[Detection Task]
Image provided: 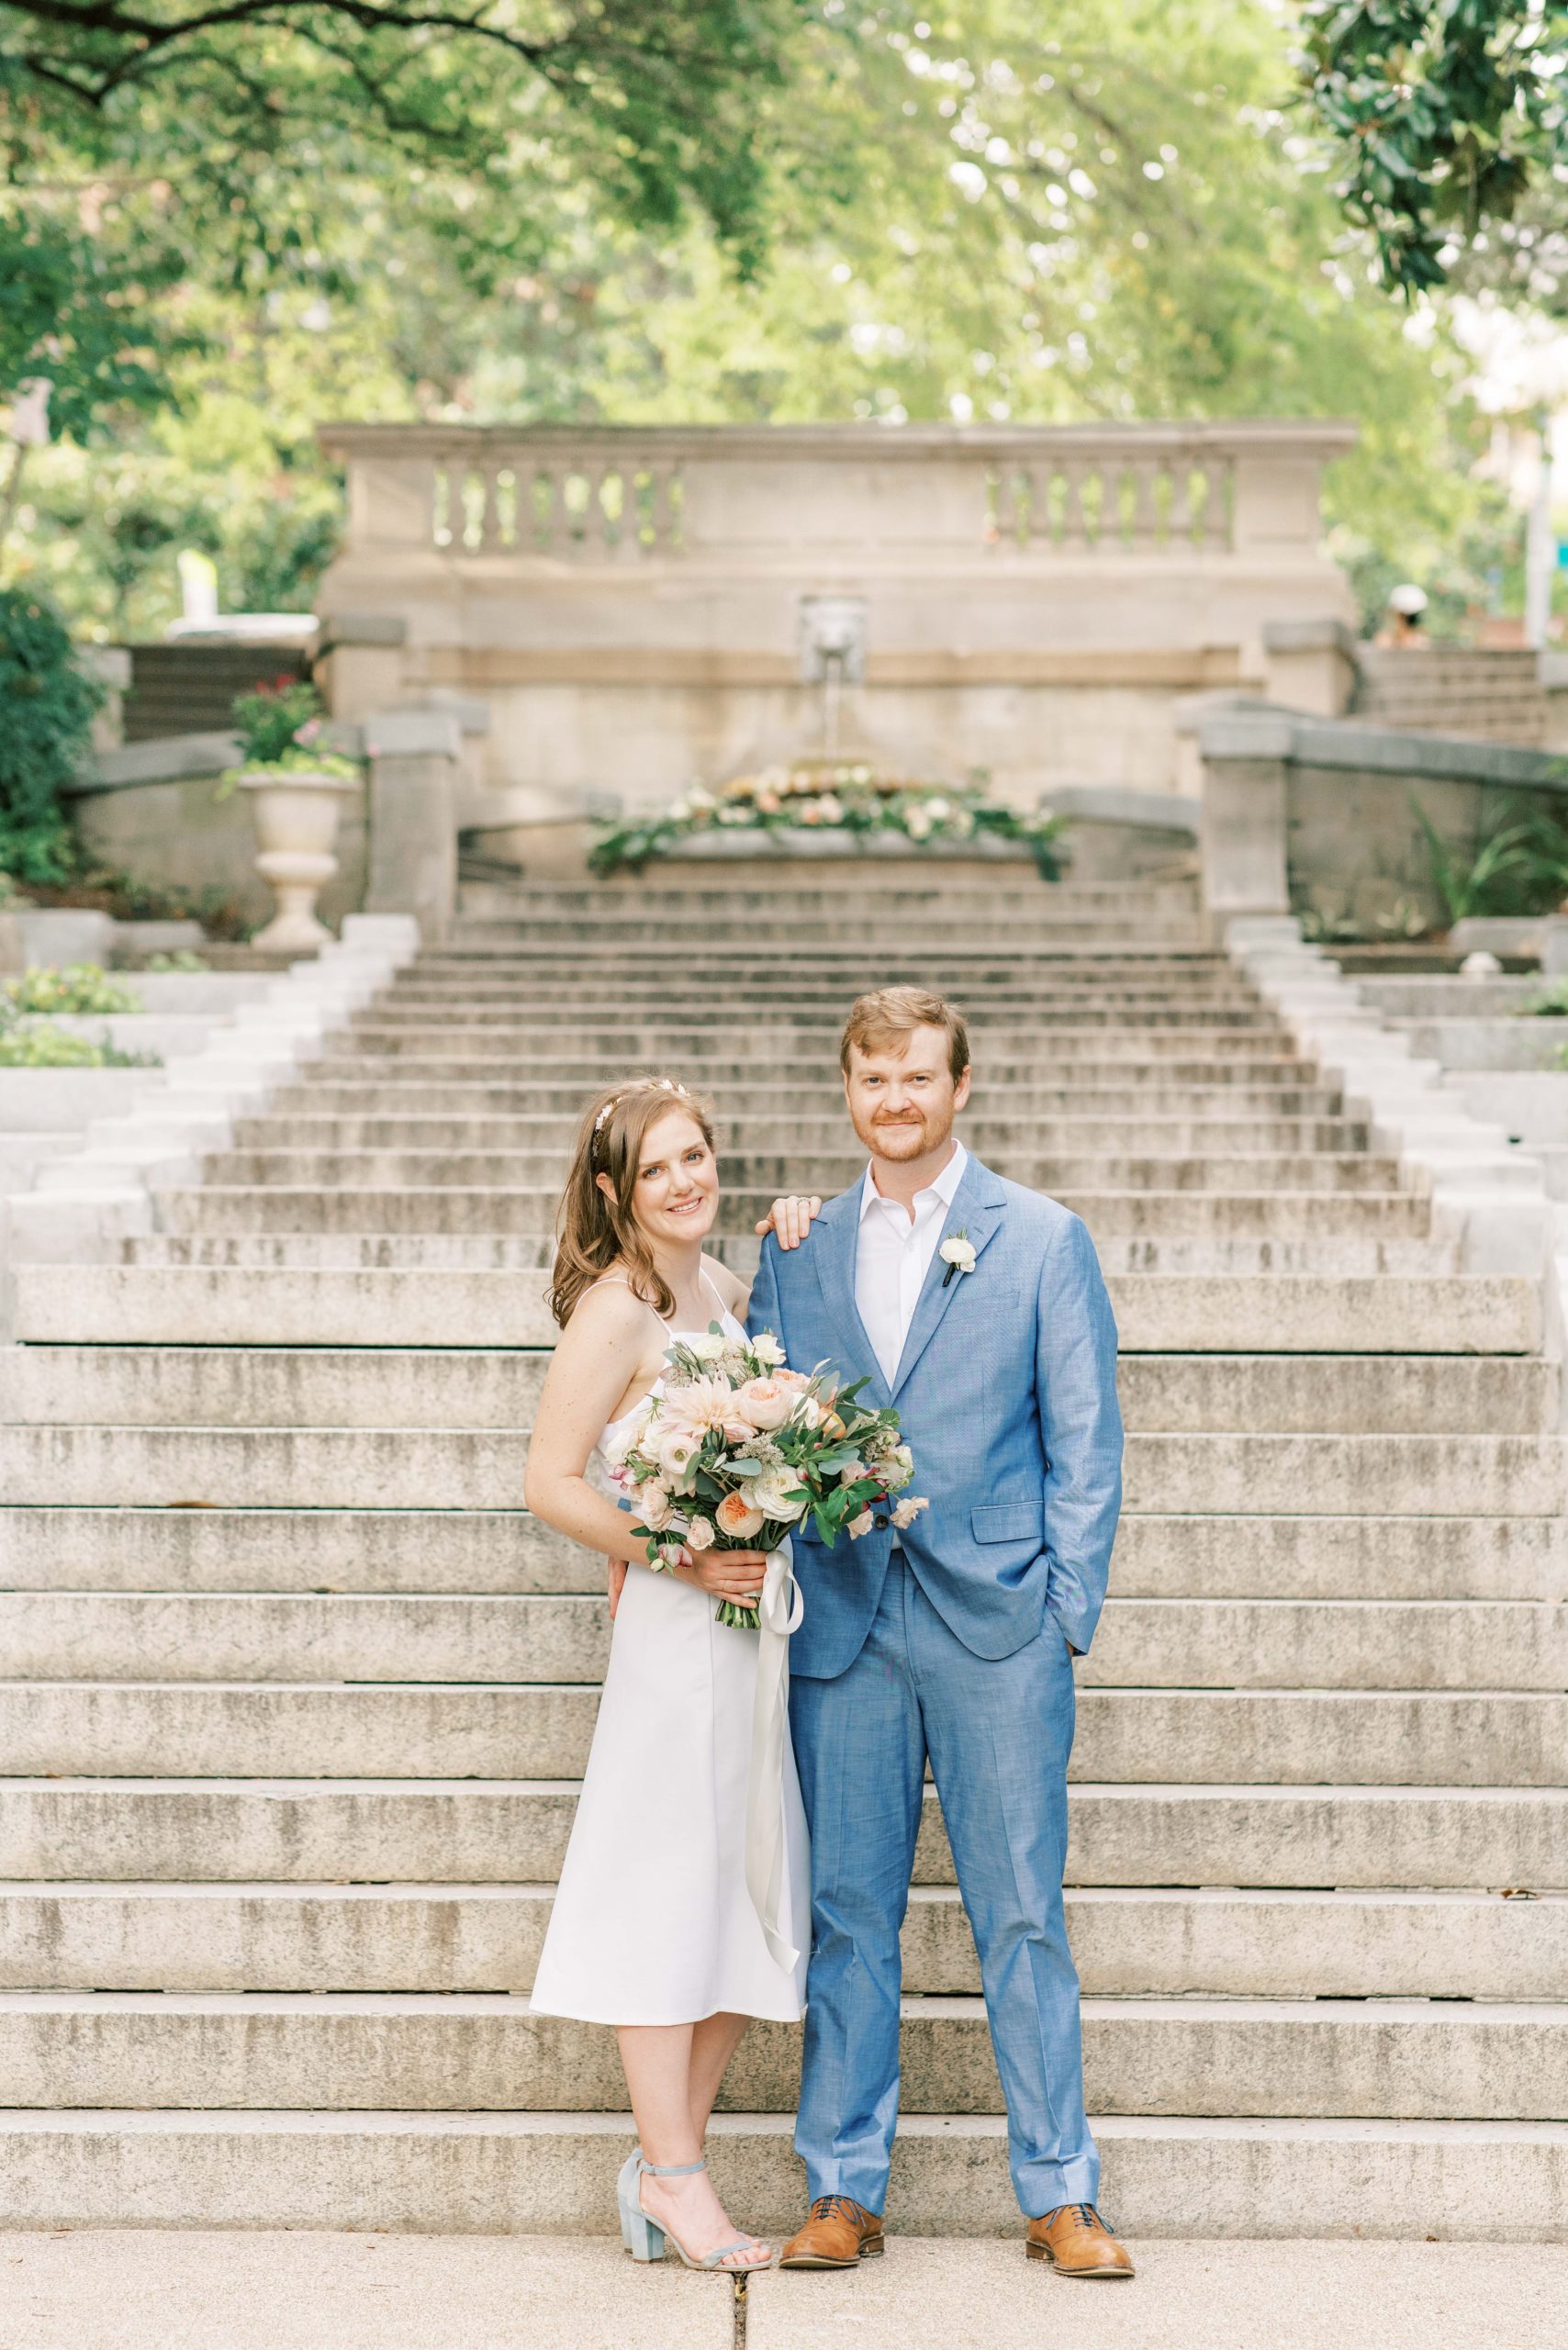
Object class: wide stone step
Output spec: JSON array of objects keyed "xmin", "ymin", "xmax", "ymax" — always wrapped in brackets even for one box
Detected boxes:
[
  {"xmin": 0, "ymin": 1778, "xmax": 1559, "ymax": 1889},
  {"xmin": 2, "ymin": 1426, "xmax": 1549, "ymax": 1510},
  {"xmin": 232, "ymin": 1113, "xmax": 1371, "ymax": 1156},
  {"xmin": 0, "ymin": 1681, "xmax": 1561, "ymax": 1783},
  {"xmin": 271, "ymin": 1080, "xmax": 1345, "ymax": 1117},
  {"xmin": 0, "ymin": 1989, "xmax": 1554, "ymax": 2121},
  {"xmin": 345, "ymin": 1019, "xmax": 1285, "ymax": 1057},
  {"xmin": 0, "ymin": 1882, "xmax": 1559, "ymax": 2000},
  {"xmin": 116, "ymin": 1230, "xmax": 1462, "ymax": 1277},
  {"xmin": 191, "ymin": 1149, "xmax": 1405, "ymax": 1194},
  {"xmin": 6, "ymin": 1343, "xmax": 1547, "ymax": 1435},
  {"xmin": 299, "ymin": 1052, "xmax": 1325, "ymax": 1089},
  {"xmin": 14, "ymin": 1269, "xmax": 1536, "ymax": 1355},
  {"xmin": 150, "ymin": 1185, "xmax": 1435, "ymax": 1239},
  {"xmin": 3, "ymin": 1593, "xmax": 1560, "ymax": 1691},
  {"xmin": 0, "ymin": 2107, "xmax": 1557, "ymax": 2237},
  {"xmin": 2, "ymin": 1505, "xmax": 1561, "ymax": 1602}
]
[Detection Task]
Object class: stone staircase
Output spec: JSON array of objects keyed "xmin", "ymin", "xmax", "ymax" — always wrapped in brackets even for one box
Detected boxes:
[
  {"xmin": 1353, "ymin": 647, "xmax": 1551, "ymax": 748},
  {"xmin": 0, "ymin": 868, "xmax": 1564, "ymax": 2237}
]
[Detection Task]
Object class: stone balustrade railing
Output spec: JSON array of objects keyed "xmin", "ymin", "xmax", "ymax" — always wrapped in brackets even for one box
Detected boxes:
[{"xmin": 319, "ymin": 420, "xmax": 1352, "ymax": 567}]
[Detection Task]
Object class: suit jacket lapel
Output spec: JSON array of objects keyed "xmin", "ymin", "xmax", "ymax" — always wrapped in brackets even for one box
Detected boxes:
[
  {"xmin": 810, "ymin": 1186, "xmax": 893, "ymax": 1408},
  {"xmin": 890, "ymin": 1156, "xmax": 1007, "ymax": 1402}
]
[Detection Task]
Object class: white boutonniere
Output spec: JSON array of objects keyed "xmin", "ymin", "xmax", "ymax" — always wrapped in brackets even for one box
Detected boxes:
[{"xmin": 939, "ymin": 1229, "xmax": 976, "ymax": 1288}]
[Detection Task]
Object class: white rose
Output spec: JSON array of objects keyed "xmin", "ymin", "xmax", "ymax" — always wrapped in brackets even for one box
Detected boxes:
[
  {"xmin": 688, "ymin": 1516, "xmax": 717, "ymax": 1551},
  {"xmin": 750, "ymin": 1331, "xmax": 786, "ymax": 1370},
  {"xmin": 638, "ymin": 1483, "xmax": 673, "ymax": 1530},
  {"xmin": 658, "ymin": 1431, "xmax": 703, "ymax": 1493},
  {"xmin": 688, "ymin": 1331, "xmax": 727, "ymax": 1365},
  {"xmin": 939, "ymin": 1234, "xmax": 976, "ymax": 1276},
  {"xmin": 752, "ymin": 1472, "xmax": 807, "ymax": 1523}
]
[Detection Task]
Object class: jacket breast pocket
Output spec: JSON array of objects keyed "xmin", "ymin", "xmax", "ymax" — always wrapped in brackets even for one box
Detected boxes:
[{"xmin": 971, "ymin": 1501, "xmax": 1044, "ymax": 1545}]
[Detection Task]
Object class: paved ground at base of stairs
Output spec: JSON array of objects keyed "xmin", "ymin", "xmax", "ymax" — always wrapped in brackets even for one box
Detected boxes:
[{"xmin": 1, "ymin": 2232, "xmax": 1564, "ymax": 2350}]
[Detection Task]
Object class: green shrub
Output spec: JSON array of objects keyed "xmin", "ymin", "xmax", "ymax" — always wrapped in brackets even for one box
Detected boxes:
[
  {"xmin": 1413, "ymin": 796, "xmax": 1568, "ymax": 926},
  {"xmin": 145, "ymin": 949, "xmax": 210, "ymax": 973},
  {"xmin": 0, "ymin": 1024, "xmax": 159, "ymax": 1069},
  {"xmin": 0, "ymin": 589, "xmax": 100, "ymax": 885},
  {"xmin": 2, "ymin": 963, "xmax": 141, "ymax": 1015}
]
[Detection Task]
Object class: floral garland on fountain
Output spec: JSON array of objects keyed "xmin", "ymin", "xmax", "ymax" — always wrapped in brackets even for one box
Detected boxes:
[{"xmin": 588, "ymin": 760, "xmax": 1065, "ymax": 878}]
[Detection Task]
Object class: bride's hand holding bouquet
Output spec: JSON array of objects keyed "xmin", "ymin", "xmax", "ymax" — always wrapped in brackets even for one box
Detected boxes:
[{"xmin": 603, "ymin": 1324, "xmax": 926, "ymax": 1629}]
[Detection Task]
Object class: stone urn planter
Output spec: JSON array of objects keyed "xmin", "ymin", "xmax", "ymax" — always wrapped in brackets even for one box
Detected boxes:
[{"xmin": 237, "ymin": 768, "xmax": 361, "ymax": 950}]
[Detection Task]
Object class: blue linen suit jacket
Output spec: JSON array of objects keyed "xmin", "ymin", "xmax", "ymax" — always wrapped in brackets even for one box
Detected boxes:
[{"xmin": 747, "ymin": 1152, "xmax": 1123, "ymax": 1681}]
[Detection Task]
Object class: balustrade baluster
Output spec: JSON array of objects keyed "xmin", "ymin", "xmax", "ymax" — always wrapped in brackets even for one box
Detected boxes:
[
  {"xmin": 1129, "ymin": 459, "xmax": 1161, "ymax": 549},
  {"xmin": 1059, "ymin": 461, "xmax": 1089, "ymax": 549}
]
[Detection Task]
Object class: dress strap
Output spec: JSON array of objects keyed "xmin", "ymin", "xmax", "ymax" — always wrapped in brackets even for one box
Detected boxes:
[
  {"xmin": 700, "ymin": 1269, "xmax": 733, "ymax": 1322},
  {"xmin": 583, "ymin": 1270, "xmax": 675, "ymax": 1329}
]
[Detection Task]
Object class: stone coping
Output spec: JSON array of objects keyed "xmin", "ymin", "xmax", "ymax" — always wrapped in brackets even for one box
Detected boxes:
[
  {"xmin": 319, "ymin": 418, "xmax": 1360, "ymax": 462},
  {"xmin": 1199, "ymin": 708, "xmax": 1568, "ymax": 791}
]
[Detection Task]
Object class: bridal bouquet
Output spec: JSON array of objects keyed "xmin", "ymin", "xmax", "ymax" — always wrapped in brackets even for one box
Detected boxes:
[{"xmin": 603, "ymin": 1325, "xmax": 927, "ymax": 1629}]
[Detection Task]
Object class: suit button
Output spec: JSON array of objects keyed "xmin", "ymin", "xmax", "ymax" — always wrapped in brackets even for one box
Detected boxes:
[{"xmin": 874, "ymin": 1514, "xmax": 890, "ymax": 1530}]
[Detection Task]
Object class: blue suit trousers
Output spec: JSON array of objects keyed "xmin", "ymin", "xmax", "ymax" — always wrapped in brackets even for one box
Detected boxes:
[{"xmin": 789, "ymin": 1552, "xmax": 1098, "ymax": 2218}]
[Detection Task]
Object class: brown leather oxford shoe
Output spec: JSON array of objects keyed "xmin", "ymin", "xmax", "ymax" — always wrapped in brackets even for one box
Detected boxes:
[
  {"xmin": 1025, "ymin": 2203, "xmax": 1136, "ymax": 2277},
  {"xmin": 779, "ymin": 2194, "xmax": 885, "ymax": 2269}
]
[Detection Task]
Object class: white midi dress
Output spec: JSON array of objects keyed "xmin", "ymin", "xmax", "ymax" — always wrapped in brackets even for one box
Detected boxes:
[{"xmin": 529, "ymin": 1295, "xmax": 811, "ymax": 2026}]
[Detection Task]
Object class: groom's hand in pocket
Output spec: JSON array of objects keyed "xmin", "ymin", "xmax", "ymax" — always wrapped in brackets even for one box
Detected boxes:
[{"xmin": 756, "ymin": 1193, "xmax": 823, "ymax": 1251}]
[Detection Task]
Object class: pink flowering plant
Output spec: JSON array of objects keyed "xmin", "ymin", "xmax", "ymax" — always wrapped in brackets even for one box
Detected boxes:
[{"xmin": 602, "ymin": 1323, "xmax": 927, "ymax": 1629}]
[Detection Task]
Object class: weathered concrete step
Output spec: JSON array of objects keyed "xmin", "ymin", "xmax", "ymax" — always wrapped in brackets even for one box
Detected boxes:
[
  {"xmin": 232, "ymin": 1113, "xmax": 1372, "ymax": 1156},
  {"xmin": 194, "ymin": 1148, "xmax": 1403, "ymax": 1196},
  {"xmin": 273, "ymin": 1080, "xmax": 1344, "ymax": 1117},
  {"xmin": 0, "ymin": 1508, "xmax": 573, "ymax": 1594},
  {"xmin": 0, "ymin": 2107, "xmax": 1557, "ymax": 2237},
  {"xmin": 343, "ymin": 1024, "xmax": 1297, "ymax": 1059},
  {"xmin": 3, "ymin": 1593, "xmax": 1560, "ymax": 1691},
  {"xmin": 1, "ymin": 1778, "xmax": 1560, "ymax": 1889},
  {"xmin": 3, "ymin": 1427, "xmax": 1548, "ymax": 1510},
  {"xmin": 3, "ymin": 1505, "xmax": 1560, "ymax": 1602},
  {"xmin": 346, "ymin": 1022, "xmax": 1288, "ymax": 1060},
  {"xmin": 150, "ymin": 1186, "xmax": 1435, "ymax": 1239},
  {"xmin": 14, "ymin": 1269, "xmax": 1535, "ymax": 1357},
  {"xmin": 0, "ymin": 1990, "xmax": 1556, "ymax": 2120},
  {"xmin": 2, "ymin": 1883, "xmax": 1559, "ymax": 2000},
  {"xmin": 0, "ymin": 1683, "xmax": 1561, "ymax": 1784},
  {"xmin": 0, "ymin": 2107, "xmax": 1558, "ymax": 2237},
  {"xmin": 116, "ymin": 1231, "xmax": 1462, "ymax": 1278},
  {"xmin": 300, "ymin": 1052, "xmax": 1325, "ymax": 1089}
]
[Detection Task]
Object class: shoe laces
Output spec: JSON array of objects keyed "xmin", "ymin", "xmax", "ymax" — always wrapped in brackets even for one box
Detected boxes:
[{"xmin": 809, "ymin": 2194, "xmax": 867, "ymax": 2228}]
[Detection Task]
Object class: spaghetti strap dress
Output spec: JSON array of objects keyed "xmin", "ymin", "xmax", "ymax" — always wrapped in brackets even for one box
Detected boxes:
[{"xmin": 529, "ymin": 1282, "xmax": 810, "ymax": 2025}]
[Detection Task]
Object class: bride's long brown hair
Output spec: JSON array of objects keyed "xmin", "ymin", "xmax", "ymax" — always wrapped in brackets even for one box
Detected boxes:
[{"xmin": 548, "ymin": 1076, "xmax": 718, "ymax": 1328}]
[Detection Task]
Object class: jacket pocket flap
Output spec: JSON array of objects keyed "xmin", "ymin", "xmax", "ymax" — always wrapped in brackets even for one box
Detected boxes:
[{"xmin": 971, "ymin": 1501, "xmax": 1043, "ymax": 1544}]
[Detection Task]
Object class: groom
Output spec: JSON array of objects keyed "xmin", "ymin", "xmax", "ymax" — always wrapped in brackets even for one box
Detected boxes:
[{"xmin": 751, "ymin": 985, "xmax": 1130, "ymax": 2278}]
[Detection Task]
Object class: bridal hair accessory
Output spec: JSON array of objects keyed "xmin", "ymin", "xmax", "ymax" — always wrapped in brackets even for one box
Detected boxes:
[
  {"xmin": 593, "ymin": 1077, "xmax": 691, "ymax": 1140},
  {"xmin": 940, "ymin": 1229, "xmax": 977, "ymax": 1287}
]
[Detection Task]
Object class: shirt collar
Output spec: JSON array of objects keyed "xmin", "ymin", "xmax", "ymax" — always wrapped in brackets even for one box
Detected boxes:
[{"xmin": 859, "ymin": 1138, "xmax": 969, "ymax": 1223}]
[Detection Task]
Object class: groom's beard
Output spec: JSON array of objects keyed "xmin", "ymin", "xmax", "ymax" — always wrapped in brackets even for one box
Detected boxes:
[{"xmin": 853, "ymin": 1103, "xmax": 954, "ymax": 1161}]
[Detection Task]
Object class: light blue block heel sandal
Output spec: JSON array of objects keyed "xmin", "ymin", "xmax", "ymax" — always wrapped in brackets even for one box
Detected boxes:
[{"xmin": 616, "ymin": 2153, "xmax": 769, "ymax": 2271}]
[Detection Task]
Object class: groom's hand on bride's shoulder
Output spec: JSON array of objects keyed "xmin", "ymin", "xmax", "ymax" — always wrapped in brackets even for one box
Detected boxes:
[{"xmin": 756, "ymin": 1193, "xmax": 823, "ymax": 1251}]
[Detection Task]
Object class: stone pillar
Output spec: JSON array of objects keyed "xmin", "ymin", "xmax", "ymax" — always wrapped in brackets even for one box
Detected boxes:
[
  {"xmin": 1540, "ymin": 653, "xmax": 1568, "ymax": 756},
  {"xmin": 364, "ymin": 710, "xmax": 460, "ymax": 939},
  {"xmin": 1262, "ymin": 620, "xmax": 1360, "ymax": 719},
  {"xmin": 1196, "ymin": 710, "xmax": 1294, "ymax": 934},
  {"xmin": 319, "ymin": 613, "xmax": 409, "ymax": 724},
  {"xmin": 77, "ymin": 646, "xmax": 132, "ymax": 755}
]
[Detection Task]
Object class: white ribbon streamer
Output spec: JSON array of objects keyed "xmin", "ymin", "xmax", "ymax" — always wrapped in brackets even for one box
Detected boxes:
[{"xmin": 745, "ymin": 1536, "xmax": 805, "ymax": 1972}]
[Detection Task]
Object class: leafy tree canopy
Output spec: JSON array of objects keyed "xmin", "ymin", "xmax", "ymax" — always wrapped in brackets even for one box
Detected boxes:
[{"xmin": 1296, "ymin": 2, "xmax": 1568, "ymax": 297}]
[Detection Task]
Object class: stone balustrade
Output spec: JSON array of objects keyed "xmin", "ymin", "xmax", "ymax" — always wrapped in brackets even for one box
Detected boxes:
[{"xmin": 316, "ymin": 419, "xmax": 1358, "ymax": 807}]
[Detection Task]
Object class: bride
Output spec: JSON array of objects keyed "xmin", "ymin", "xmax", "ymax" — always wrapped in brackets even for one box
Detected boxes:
[{"xmin": 525, "ymin": 1075, "xmax": 810, "ymax": 2273}]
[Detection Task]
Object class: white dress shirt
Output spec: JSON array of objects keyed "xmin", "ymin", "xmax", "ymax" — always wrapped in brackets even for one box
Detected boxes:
[{"xmin": 855, "ymin": 1140, "xmax": 969, "ymax": 1387}]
